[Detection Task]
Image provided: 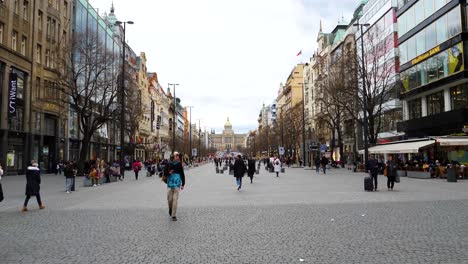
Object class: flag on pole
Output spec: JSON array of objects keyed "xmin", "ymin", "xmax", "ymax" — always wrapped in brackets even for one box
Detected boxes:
[{"xmin": 296, "ymin": 50, "xmax": 302, "ymax": 56}]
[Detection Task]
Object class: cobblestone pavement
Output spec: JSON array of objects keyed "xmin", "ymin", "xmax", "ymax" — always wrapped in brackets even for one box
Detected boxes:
[{"xmin": 1, "ymin": 164, "xmax": 468, "ymax": 263}]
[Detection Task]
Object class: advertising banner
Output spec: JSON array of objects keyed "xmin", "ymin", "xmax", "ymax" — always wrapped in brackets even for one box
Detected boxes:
[{"xmin": 8, "ymin": 72, "xmax": 18, "ymax": 118}]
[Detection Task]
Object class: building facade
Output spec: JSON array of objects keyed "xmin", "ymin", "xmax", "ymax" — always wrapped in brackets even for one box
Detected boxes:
[
  {"xmin": 1, "ymin": 0, "xmax": 72, "ymax": 173},
  {"xmin": 211, "ymin": 118, "xmax": 247, "ymax": 152},
  {"xmin": 397, "ymin": 0, "xmax": 468, "ymax": 137}
]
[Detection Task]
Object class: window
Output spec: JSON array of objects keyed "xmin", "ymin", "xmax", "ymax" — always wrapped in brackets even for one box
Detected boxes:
[
  {"xmin": 63, "ymin": 1, "xmax": 68, "ymax": 17},
  {"xmin": 51, "ymin": 19, "xmax": 56, "ymax": 42},
  {"xmin": 38, "ymin": 11, "xmax": 43, "ymax": 31},
  {"xmin": 13, "ymin": 0, "xmax": 18, "ymax": 14},
  {"xmin": 12, "ymin": 30, "xmax": 17, "ymax": 51},
  {"xmin": 399, "ymin": 12, "xmax": 407, "ymax": 36},
  {"xmin": 9, "ymin": 108, "xmax": 23, "ymax": 131},
  {"xmin": 36, "ymin": 44, "xmax": 41, "ymax": 63},
  {"xmin": 400, "ymin": 41, "xmax": 407, "ymax": 64},
  {"xmin": 20, "ymin": 36, "xmax": 26, "ymax": 55},
  {"xmin": 35, "ymin": 77, "xmax": 40, "ymax": 99},
  {"xmin": 427, "ymin": 91, "xmax": 445, "ymax": 115},
  {"xmin": 407, "ymin": 37, "xmax": 416, "ymax": 61},
  {"xmin": 50, "ymin": 51, "xmax": 54, "ymax": 68},
  {"xmin": 437, "ymin": 50, "xmax": 449, "ymax": 79},
  {"xmin": 424, "ymin": 0, "xmax": 434, "ymax": 17},
  {"xmin": 408, "ymin": 67, "xmax": 417, "ymax": 89},
  {"xmin": 35, "ymin": 111, "xmax": 41, "ymax": 133},
  {"xmin": 416, "ymin": 62, "xmax": 426, "ymax": 87},
  {"xmin": 436, "ymin": 15, "xmax": 447, "ymax": 46},
  {"xmin": 414, "ymin": 0, "xmax": 424, "ymax": 26},
  {"xmin": 408, "ymin": 98, "xmax": 422, "ymax": 119},
  {"xmin": 434, "ymin": 0, "xmax": 446, "ymax": 11},
  {"xmin": 0, "ymin": 22, "xmax": 3, "ymax": 44},
  {"xmin": 16, "ymin": 73, "xmax": 24, "ymax": 99},
  {"xmin": 451, "ymin": 84, "xmax": 468, "ymax": 110},
  {"xmin": 23, "ymin": 1, "xmax": 28, "ymax": 21},
  {"xmin": 426, "ymin": 56, "xmax": 438, "ymax": 83},
  {"xmin": 447, "ymin": 7, "xmax": 461, "ymax": 38},
  {"xmin": 425, "ymin": 23, "xmax": 436, "ymax": 50},
  {"xmin": 45, "ymin": 49, "xmax": 50, "ymax": 67},
  {"xmin": 46, "ymin": 16, "xmax": 51, "ymax": 39},
  {"xmin": 416, "ymin": 30, "xmax": 425, "ymax": 55}
]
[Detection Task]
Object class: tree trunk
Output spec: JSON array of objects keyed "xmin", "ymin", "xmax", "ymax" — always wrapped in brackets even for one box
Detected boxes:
[
  {"xmin": 330, "ymin": 127, "xmax": 336, "ymax": 162},
  {"xmin": 337, "ymin": 126, "xmax": 344, "ymax": 168},
  {"xmin": 78, "ymin": 131, "xmax": 91, "ymax": 176}
]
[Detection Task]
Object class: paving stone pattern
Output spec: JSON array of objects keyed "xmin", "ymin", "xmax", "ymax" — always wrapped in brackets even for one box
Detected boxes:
[{"xmin": 1, "ymin": 164, "xmax": 468, "ymax": 263}]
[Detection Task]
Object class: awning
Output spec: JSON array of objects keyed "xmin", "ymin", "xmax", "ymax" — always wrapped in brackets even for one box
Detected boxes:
[
  {"xmin": 435, "ymin": 137, "xmax": 468, "ymax": 146},
  {"xmin": 359, "ymin": 140, "xmax": 435, "ymax": 154}
]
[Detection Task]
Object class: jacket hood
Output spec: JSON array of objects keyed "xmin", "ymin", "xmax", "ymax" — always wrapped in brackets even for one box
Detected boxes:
[{"xmin": 27, "ymin": 166, "xmax": 40, "ymax": 171}]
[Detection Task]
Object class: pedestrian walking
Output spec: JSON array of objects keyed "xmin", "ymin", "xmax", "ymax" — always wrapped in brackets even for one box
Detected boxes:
[
  {"xmin": 22, "ymin": 161, "xmax": 45, "ymax": 211},
  {"xmin": 366, "ymin": 156, "xmax": 379, "ymax": 191},
  {"xmin": 247, "ymin": 157, "xmax": 255, "ymax": 183},
  {"xmin": 0, "ymin": 163, "xmax": 4, "ymax": 202},
  {"xmin": 314, "ymin": 156, "xmax": 320, "ymax": 174},
  {"xmin": 386, "ymin": 156, "xmax": 398, "ymax": 191},
  {"xmin": 273, "ymin": 157, "xmax": 281, "ymax": 177},
  {"xmin": 165, "ymin": 152, "xmax": 185, "ymax": 221},
  {"xmin": 320, "ymin": 156, "xmax": 329, "ymax": 174},
  {"xmin": 233, "ymin": 154, "xmax": 247, "ymax": 190},
  {"xmin": 133, "ymin": 159, "xmax": 142, "ymax": 180},
  {"xmin": 64, "ymin": 162, "xmax": 75, "ymax": 193}
]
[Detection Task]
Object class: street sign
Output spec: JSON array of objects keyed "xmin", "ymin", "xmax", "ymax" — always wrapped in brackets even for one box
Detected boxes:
[
  {"xmin": 192, "ymin": 148, "xmax": 198, "ymax": 157},
  {"xmin": 320, "ymin": 144, "xmax": 327, "ymax": 153},
  {"xmin": 278, "ymin": 146, "xmax": 285, "ymax": 155},
  {"xmin": 309, "ymin": 143, "xmax": 319, "ymax": 150}
]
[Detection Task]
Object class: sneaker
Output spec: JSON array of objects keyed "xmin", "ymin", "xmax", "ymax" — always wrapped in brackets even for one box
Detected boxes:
[
  {"xmin": 21, "ymin": 207, "xmax": 28, "ymax": 212},
  {"xmin": 93, "ymin": 184, "xmax": 97, "ymax": 187},
  {"xmin": 39, "ymin": 205, "xmax": 45, "ymax": 209},
  {"xmin": 66, "ymin": 191, "xmax": 70, "ymax": 194}
]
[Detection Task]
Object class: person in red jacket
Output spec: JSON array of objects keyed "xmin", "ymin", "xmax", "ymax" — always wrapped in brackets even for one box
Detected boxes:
[{"xmin": 132, "ymin": 159, "xmax": 142, "ymax": 180}]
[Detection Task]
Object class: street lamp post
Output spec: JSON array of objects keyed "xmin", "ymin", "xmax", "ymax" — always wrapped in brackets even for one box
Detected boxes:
[
  {"xmin": 116, "ymin": 20, "xmax": 133, "ymax": 178},
  {"xmin": 301, "ymin": 81, "xmax": 306, "ymax": 167},
  {"xmin": 169, "ymin": 83, "xmax": 179, "ymax": 154},
  {"xmin": 353, "ymin": 22, "xmax": 370, "ymax": 165},
  {"xmin": 188, "ymin": 106, "xmax": 194, "ymax": 163}
]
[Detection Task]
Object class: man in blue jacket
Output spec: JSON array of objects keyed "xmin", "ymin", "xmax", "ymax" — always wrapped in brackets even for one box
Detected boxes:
[{"xmin": 166, "ymin": 152, "xmax": 186, "ymax": 221}]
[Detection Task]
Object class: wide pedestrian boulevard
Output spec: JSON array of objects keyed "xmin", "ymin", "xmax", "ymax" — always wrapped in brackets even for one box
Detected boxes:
[{"xmin": 1, "ymin": 163, "xmax": 467, "ymax": 263}]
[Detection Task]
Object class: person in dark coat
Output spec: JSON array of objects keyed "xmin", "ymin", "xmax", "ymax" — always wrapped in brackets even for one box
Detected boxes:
[
  {"xmin": 233, "ymin": 155, "xmax": 247, "ymax": 191},
  {"xmin": 386, "ymin": 156, "xmax": 398, "ymax": 191},
  {"xmin": 247, "ymin": 157, "xmax": 256, "ymax": 184},
  {"xmin": 22, "ymin": 161, "xmax": 45, "ymax": 211},
  {"xmin": 366, "ymin": 156, "xmax": 379, "ymax": 191}
]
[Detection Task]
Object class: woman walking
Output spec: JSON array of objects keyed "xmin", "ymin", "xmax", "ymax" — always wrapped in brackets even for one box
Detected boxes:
[
  {"xmin": 273, "ymin": 157, "xmax": 281, "ymax": 177},
  {"xmin": 247, "ymin": 157, "xmax": 256, "ymax": 183},
  {"xmin": 22, "ymin": 161, "xmax": 45, "ymax": 211},
  {"xmin": 233, "ymin": 155, "xmax": 247, "ymax": 191}
]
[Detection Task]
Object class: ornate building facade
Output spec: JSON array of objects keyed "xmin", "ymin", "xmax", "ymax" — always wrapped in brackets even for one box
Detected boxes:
[{"xmin": 210, "ymin": 118, "xmax": 247, "ymax": 152}]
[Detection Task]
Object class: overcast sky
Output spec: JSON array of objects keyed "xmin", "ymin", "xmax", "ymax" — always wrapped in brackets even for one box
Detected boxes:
[{"xmin": 90, "ymin": 0, "xmax": 358, "ymax": 133}]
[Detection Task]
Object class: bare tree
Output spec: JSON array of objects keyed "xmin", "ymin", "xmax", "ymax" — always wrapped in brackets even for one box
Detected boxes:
[
  {"xmin": 121, "ymin": 67, "xmax": 145, "ymax": 160},
  {"xmin": 52, "ymin": 30, "xmax": 119, "ymax": 173},
  {"xmin": 318, "ymin": 39, "xmax": 356, "ymax": 165},
  {"xmin": 340, "ymin": 29, "xmax": 397, "ymax": 147}
]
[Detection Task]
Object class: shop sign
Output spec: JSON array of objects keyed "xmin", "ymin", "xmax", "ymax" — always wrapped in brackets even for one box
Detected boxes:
[
  {"xmin": 8, "ymin": 73, "xmax": 17, "ymax": 118},
  {"xmin": 411, "ymin": 45, "xmax": 440, "ymax": 65}
]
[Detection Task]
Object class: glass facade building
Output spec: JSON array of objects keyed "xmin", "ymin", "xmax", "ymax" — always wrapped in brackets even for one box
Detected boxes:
[{"xmin": 397, "ymin": 0, "xmax": 468, "ymax": 137}]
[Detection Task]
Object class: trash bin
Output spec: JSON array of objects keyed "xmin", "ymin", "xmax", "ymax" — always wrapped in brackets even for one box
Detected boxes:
[{"xmin": 447, "ymin": 167, "xmax": 457, "ymax": 182}]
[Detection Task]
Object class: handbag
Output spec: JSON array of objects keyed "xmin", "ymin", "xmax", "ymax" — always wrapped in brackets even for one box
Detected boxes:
[
  {"xmin": 162, "ymin": 174, "xmax": 168, "ymax": 183},
  {"xmin": 383, "ymin": 168, "xmax": 388, "ymax": 177}
]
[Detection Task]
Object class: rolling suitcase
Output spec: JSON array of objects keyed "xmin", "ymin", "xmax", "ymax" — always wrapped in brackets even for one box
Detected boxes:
[{"xmin": 364, "ymin": 176, "xmax": 373, "ymax": 191}]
